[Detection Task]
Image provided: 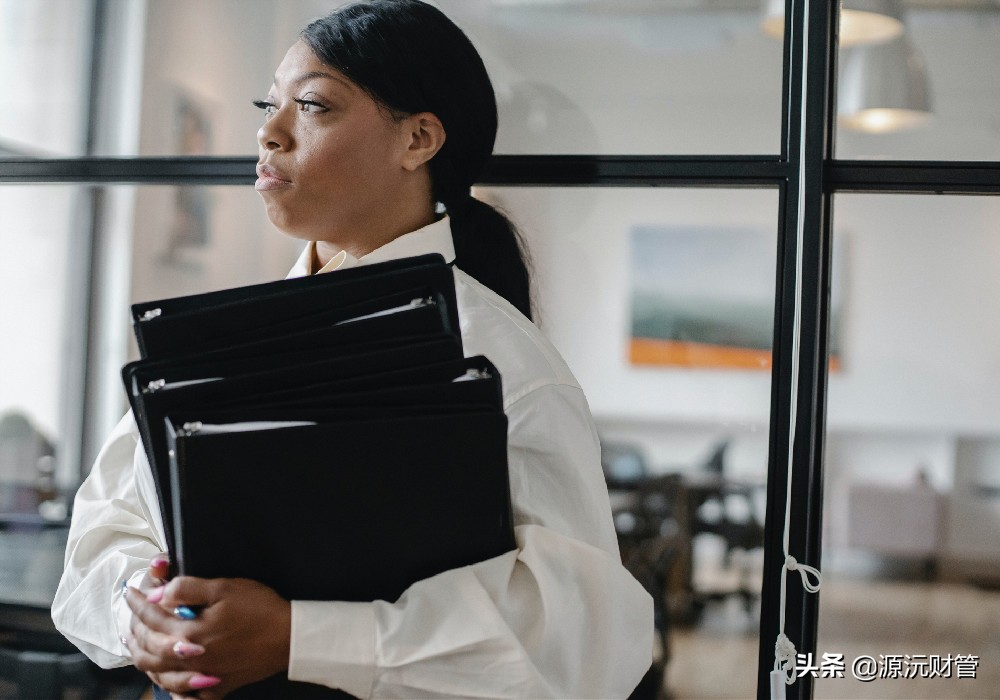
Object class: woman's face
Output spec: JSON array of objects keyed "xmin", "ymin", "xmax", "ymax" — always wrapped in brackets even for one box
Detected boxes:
[{"xmin": 255, "ymin": 40, "xmax": 413, "ymax": 243}]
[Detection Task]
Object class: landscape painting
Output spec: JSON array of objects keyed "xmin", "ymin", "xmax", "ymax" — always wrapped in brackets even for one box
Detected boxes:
[{"xmin": 629, "ymin": 226, "xmax": 842, "ymax": 370}]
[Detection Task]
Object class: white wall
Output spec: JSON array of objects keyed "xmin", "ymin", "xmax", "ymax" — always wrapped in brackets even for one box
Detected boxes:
[
  {"xmin": 445, "ymin": 2, "xmax": 784, "ymax": 155},
  {"xmin": 828, "ymin": 195, "xmax": 1000, "ymax": 435},
  {"xmin": 488, "ymin": 189, "xmax": 779, "ymax": 410}
]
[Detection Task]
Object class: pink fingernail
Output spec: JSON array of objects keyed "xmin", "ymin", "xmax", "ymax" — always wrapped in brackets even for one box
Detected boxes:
[
  {"xmin": 146, "ymin": 587, "xmax": 164, "ymax": 604},
  {"xmin": 151, "ymin": 556, "xmax": 169, "ymax": 569},
  {"xmin": 189, "ymin": 675, "xmax": 221, "ymax": 689},
  {"xmin": 172, "ymin": 641, "xmax": 206, "ymax": 658}
]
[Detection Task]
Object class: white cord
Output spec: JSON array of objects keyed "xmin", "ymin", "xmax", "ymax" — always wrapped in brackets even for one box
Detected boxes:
[{"xmin": 771, "ymin": 0, "xmax": 823, "ymax": 696}]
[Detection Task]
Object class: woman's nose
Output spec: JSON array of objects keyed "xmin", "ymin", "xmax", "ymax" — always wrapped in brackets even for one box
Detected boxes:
[
  {"xmin": 257, "ymin": 113, "xmax": 289, "ymax": 151},
  {"xmin": 258, "ymin": 126, "xmax": 278, "ymax": 151}
]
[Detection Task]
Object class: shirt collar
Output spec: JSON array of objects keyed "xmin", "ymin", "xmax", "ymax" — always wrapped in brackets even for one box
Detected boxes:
[{"xmin": 286, "ymin": 216, "xmax": 456, "ymax": 279}]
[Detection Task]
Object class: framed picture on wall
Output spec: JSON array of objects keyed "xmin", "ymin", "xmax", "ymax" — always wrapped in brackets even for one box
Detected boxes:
[
  {"xmin": 629, "ymin": 226, "xmax": 843, "ymax": 370},
  {"xmin": 163, "ymin": 90, "xmax": 213, "ymax": 266}
]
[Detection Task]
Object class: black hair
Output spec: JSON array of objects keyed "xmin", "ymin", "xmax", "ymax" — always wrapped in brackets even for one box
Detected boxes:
[{"xmin": 301, "ymin": 0, "xmax": 532, "ymax": 320}]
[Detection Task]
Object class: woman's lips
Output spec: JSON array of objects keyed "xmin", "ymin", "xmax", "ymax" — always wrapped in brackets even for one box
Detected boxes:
[{"xmin": 255, "ymin": 164, "xmax": 292, "ymax": 191}]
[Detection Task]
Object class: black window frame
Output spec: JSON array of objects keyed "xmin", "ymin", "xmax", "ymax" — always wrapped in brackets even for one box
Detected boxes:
[{"xmin": 2, "ymin": 1, "xmax": 1000, "ymax": 697}]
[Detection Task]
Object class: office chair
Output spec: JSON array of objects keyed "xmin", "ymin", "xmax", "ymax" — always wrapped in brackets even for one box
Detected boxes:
[
  {"xmin": 599, "ymin": 443, "xmax": 689, "ymax": 699},
  {"xmin": 688, "ymin": 440, "xmax": 764, "ymax": 614},
  {"xmin": 600, "ymin": 441, "xmax": 650, "ymax": 490},
  {"xmin": 607, "ymin": 469, "xmax": 691, "ymax": 700}
]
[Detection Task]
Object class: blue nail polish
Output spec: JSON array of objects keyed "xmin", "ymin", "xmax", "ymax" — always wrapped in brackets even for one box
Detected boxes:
[{"xmin": 173, "ymin": 605, "xmax": 197, "ymax": 620}]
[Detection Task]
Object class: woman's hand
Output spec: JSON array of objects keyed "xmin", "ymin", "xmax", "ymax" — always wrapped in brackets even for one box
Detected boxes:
[{"xmin": 125, "ymin": 576, "xmax": 292, "ymax": 699}]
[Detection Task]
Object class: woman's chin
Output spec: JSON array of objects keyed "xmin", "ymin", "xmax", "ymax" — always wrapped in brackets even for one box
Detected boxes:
[
  {"xmin": 273, "ymin": 227, "xmax": 316, "ymax": 243},
  {"xmin": 261, "ymin": 205, "xmax": 308, "ymax": 241}
]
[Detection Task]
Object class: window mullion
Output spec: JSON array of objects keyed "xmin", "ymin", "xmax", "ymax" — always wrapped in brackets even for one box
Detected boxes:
[{"xmin": 757, "ymin": 0, "xmax": 837, "ymax": 697}]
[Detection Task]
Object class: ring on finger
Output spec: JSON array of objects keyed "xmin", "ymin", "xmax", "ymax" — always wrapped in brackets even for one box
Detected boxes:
[{"xmin": 173, "ymin": 605, "xmax": 197, "ymax": 620}]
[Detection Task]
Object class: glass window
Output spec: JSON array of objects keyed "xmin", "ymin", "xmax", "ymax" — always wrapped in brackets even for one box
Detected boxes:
[
  {"xmin": 835, "ymin": 5, "xmax": 1000, "ymax": 161},
  {"xmin": 0, "ymin": 0, "xmax": 93, "ymax": 157},
  {"xmin": 446, "ymin": 2, "xmax": 784, "ymax": 155},
  {"xmin": 123, "ymin": 0, "xmax": 307, "ymax": 158},
  {"xmin": 127, "ymin": 185, "xmax": 302, "ymax": 307},
  {"xmin": 481, "ymin": 186, "xmax": 779, "ymax": 698},
  {"xmin": 89, "ymin": 0, "xmax": 784, "ymax": 157},
  {"xmin": 817, "ymin": 194, "xmax": 1000, "ymax": 699},
  {"xmin": 0, "ymin": 186, "xmax": 83, "ymax": 519},
  {"xmin": 0, "ymin": 183, "xmax": 301, "ymax": 514}
]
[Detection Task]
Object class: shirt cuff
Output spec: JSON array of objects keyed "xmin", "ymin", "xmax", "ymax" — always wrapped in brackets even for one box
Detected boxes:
[
  {"xmin": 288, "ymin": 600, "xmax": 377, "ymax": 699},
  {"xmin": 114, "ymin": 569, "xmax": 147, "ymax": 658}
]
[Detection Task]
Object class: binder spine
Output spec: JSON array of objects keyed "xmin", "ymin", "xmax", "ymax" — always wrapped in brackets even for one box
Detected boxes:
[{"xmin": 166, "ymin": 422, "xmax": 190, "ymax": 578}]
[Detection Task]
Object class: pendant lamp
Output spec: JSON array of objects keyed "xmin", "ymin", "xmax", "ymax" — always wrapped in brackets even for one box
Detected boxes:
[
  {"xmin": 762, "ymin": 0, "xmax": 905, "ymax": 47},
  {"xmin": 838, "ymin": 35, "xmax": 933, "ymax": 133}
]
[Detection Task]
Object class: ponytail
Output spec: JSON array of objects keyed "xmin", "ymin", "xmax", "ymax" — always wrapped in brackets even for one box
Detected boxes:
[{"xmin": 444, "ymin": 194, "xmax": 532, "ymax": 321}]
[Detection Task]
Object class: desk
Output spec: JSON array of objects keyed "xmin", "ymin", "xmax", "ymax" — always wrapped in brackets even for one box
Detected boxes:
[
  {"xmin": 609, "ymin": 471, "xmax": 765, "ymax": 624},
  {"xmin": 0, "ymin": 527, "xmax": 67, "ymax": 612},
  {"xmin": 0, "ymin": 526, "xmax": 82, "ymax": 698},
  {"xmin": 0, "ymin": 479, "xmax": 71, "ymax": 614},
  {"xmin": 0, "ymin": 524, "xmax": 151, "ymax": 699},
  {"xmin": 0, "ymin": 525, "xmax": 69, "ymax": 659}
]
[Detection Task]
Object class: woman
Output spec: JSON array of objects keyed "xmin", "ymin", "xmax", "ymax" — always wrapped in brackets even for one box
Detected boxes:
[{"xmin": 52, "ymin": 2, "xmax": 653, "ymax": 698}]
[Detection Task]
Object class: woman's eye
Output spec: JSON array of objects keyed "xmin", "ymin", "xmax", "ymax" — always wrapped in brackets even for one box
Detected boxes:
[
  {"xmin": 252, "ymin": 99, "xmax": 278, "ymax": 118},
  {"xmin": 294, "ymin": 99, "xmax": 327, "ymax": 113}
]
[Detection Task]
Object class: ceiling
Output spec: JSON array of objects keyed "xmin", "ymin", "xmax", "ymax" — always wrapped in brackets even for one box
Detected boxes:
[{"xmin": 486, "ymin": 0, "xmax": 1000, "ymax": 10}]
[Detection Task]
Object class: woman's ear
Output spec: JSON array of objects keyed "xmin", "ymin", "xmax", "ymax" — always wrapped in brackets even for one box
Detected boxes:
[{"xmin": 400, "ymin": 112, "xmax": 446, "ymax": 171}]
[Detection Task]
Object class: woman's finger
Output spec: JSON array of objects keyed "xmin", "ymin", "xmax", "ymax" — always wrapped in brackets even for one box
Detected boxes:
[
  {"xmin": 149, "ymin": 554, "xmax": 171, "ymax": 583},
  {"xmin": 135, "ymin": 554, "xmax": 172, "ymax": 595},
  {"xmin": 147, "ymin": 676, "xmax": 195, "ymax": 700},
  {"xmin": 171, "ymin": 640, "xmax": 206, "ymax": 659},
  {"xmin": 128, "ymin": 616, "xmax": 204, "ymax": 666},
  {"xmin": 126, "ymin": 631, "xmax": 194, "ymax": 675},
  {"xmin": 126, "ymin": 586, "xmax": 182, "ymax": 634},
  {"xmin": 150, "ymin": 669, "xmax": 222, "ymax": 695},
  {"xmin": 160, "ymin": 575, "xmax": 218, "ymax": 609}
]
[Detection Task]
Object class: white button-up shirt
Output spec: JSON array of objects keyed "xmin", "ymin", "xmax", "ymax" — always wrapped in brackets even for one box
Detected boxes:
[{"xmin": 52, "ymin": 216, "xmax": 653, "ymax": 699}]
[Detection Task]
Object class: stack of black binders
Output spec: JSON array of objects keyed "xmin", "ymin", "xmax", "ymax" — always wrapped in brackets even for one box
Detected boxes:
[{"xmin": 123, "ymin": 253, "xmax": 515, "ymax": 699}]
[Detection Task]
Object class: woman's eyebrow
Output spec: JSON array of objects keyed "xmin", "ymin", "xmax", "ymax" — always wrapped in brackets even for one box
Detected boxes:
[{"xmin": 274, "ymin": 71, "xmax": 353, "ymax": 91}]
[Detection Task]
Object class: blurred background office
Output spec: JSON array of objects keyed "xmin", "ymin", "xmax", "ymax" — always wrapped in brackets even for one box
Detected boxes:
[{"xmin": 1, "ymin": 1, "xmax": 999, "ymax": 698}]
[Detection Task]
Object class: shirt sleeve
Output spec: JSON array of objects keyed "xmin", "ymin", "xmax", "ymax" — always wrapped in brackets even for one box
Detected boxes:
[
  {"xmin": 51, "ymin": 412, "xmax": 168, "ymax": 669},
  {"xmin": 287, "ymin": 383, "xmax": 654, "ymax": 699}
]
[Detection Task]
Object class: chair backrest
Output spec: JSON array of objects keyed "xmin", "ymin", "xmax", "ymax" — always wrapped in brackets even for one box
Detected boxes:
[
  {"xmin": 700, "ymin": 439, "xmax": 729, "ymax": 476},
  {"xmin": 600, "ymin": 441, "xmax": 649, "ymax": 489}
]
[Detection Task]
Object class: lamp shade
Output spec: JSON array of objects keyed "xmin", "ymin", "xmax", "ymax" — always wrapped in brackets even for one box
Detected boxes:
[
  {"xmin": 838, "ymin": 36, "xmax": 933, "ymax": 133},
  {"xmin": 762, "ymin": 0, "xmax": 905, "ymax": 47}
]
